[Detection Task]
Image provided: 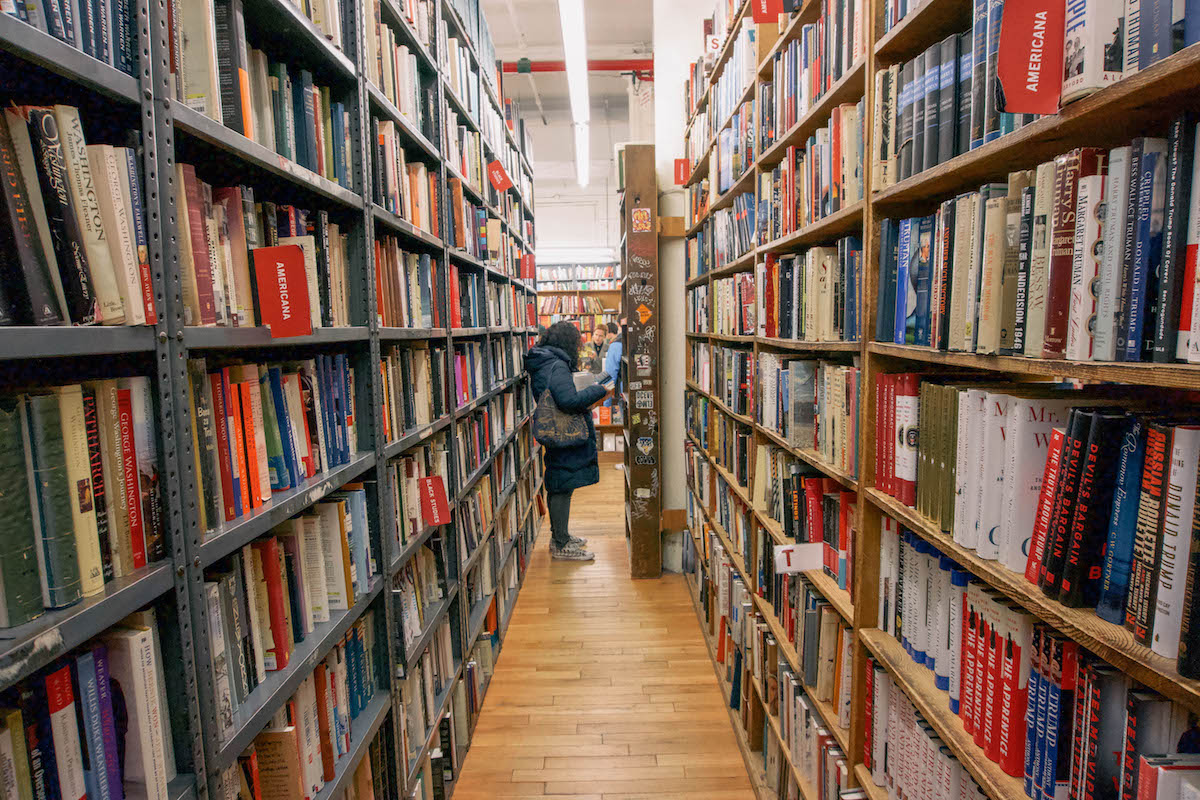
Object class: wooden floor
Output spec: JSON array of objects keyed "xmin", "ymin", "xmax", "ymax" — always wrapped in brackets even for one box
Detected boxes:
[{"xmin": 452, "ymin": 456, "xmax": 757, "ymax": 800}]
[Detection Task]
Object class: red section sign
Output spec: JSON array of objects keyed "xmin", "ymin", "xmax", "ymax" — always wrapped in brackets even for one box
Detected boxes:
[
  {"xmin": 487, "ymin": 160, "xmax": 513, "ymax": 191},
  {"xmin": 752, "ymin": 0, "xmax": 784, "ymax": 22},
  {"xmin": 674, "ymin": 158, "xmax": 689, "ymax": 185},
  {"xmin": 997, "ymin": 0, "xmax": 1065, "ymax": 114},
  {"xmin": 418, "ymin": 476, "xmax": 450, "ymax": 526},
  {"xmin": 252, "ymin": 245, "xmax": 312, "ymax": 338}
]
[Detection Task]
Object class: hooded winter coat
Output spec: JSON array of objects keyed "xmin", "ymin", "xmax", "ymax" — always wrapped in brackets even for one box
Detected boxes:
[{"xmin": 524, "ymin": 344, "xmax": 607, "ymax": 493}]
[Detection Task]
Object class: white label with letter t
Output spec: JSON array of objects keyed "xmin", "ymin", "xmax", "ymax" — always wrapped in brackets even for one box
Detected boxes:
[{"xmin": 773, "ymin": 543, "xmax": 824, "ymax": 574}]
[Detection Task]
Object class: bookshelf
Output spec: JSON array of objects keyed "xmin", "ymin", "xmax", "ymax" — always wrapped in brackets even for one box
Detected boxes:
[
  {"xmin": 0, "ymin": 1, "xmax": 543, "ymax": 799},
  {"xmin": 681, "ymin": 0, "xmax": 1200, "ymax": 799}
]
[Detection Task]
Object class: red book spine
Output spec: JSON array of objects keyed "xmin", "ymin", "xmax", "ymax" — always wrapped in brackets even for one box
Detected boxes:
[
  {"xmin": 972, "ymin": 608, "xmax": 990, "ymax": 741},
  {"xmin": 208, "ymin": 372, "xmax": 236, "ymax": 522},
  {"xmin": 864, "ymin": 661, "xmax": 874, "ymax": 769},
  {"xmin": 1026, "ymin": 427, "xmax": 1066, "ymax": 584},
  {"xmin": 875, "ymin": 376, "xmax": 885, "ymax": 497},
  {"xmin": 239, "ymin": 381, "xmax": 262, "ymax": 508},
  {"xmin": 1069, "ymin": 660, "xmax": 1091, "ymax": 800},
  {"xmin": 982, "ymin": 620, "xmax": 1003, "ymax": 758},
  {"xmin": 254, "ymin": 538, "xmax": 291, "ymax": 670},
  {"xmin": 1043, "ymin": 148, "xmax": 1105, "ymax": 358},
  {"xmin": 1000, "ymin": 631, "xmax": 1031, "ymax": 777},
  {"xmin": 374, "ymin": 241, "xmax": 384, "ymax": 325},
  {"xmin": 895, "ymin": 373, "xmax": 918, "ymax": 506},
  {"xmin": 961, "ymin": 605, "xmax": 977, "ymax": 734},
  {"xmin": 225, "ymin": 368, "xmax": 252, "ymax": 515},
  {"xmin": 181, "ymin": 164, "xmax": 217, "ymax": 325},
  {"xmin": 885, "ymin": 374, "xmax": 897, "ymax": 497},
  {"xmin": 449, "ymin": 265, "xmax": 462, "ymax": 329},
  {"xmin": 804, "ymin": 480, "xmax": 823, "ymax": 544},
  {"xmin": 313, "ymin": 663, "xmax": 335, "ymax": 781},
  {"xmin": 117, "ymin": 388, "xmax": 147, "ymax": 568}
]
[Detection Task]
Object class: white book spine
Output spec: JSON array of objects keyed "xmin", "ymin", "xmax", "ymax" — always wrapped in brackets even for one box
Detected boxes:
[
  {"xmin": 1025, "ymin": 162, "xmax": 1058, "ymax": 356},
  {"xmin": 1061, "ymin": 0, "xmax": 1124, "ymax": 102},
  {"xmin": 1151, "ymin": 425, "xmax": 1200, "ymax": 657},
  {"xmin": 205, "ymin": 582, "xmax": 236, "ymax": 741},
  {"xmin": 105, "ymin": 628, "xmax": 169, "ymax": 800},
  {"xmin": 1067, "ymin": 175, "xmax": 1106, "ymax": 360},
  {"xmin": 1124, "ymin": 0, "xmax": 1141, "ymax": 74},
  {"xmin": 963, "ymin": 194, "xmax": 984, "ymax": 350},
  {"xmin": 1096, "ymin": 147, "xmax": 1132, "ymax": 360},
  {"xmin": 88, "ymin": 145, "xmax": 144, "ymax": 326}
]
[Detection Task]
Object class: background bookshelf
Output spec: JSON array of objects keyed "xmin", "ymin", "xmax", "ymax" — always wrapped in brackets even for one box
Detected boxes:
[
  {"xmin": 680, "ymin": 1, "xmax": 1200, "ymax": 800},
  {"xmin": 0, "ymin": 1, "xmax": 542, "ymax": 799},
  {"xmin": 535, "ymin": 262, "xmax": 622, "ymax": 337}
]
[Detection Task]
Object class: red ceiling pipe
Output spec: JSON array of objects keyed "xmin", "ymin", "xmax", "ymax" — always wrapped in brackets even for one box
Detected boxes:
[{"xmin": 502, "ymin": 59, "xmax": 654, "ymax": 74}]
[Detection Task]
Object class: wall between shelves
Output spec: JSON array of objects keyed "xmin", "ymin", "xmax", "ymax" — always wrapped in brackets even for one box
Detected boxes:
[{"xmin": 654, "ymin": 0, "xmax": 708, "ymax": 522}]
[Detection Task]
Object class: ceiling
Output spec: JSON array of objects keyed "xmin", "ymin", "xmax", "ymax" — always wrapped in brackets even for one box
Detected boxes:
[{"xmin": 482, "ymin": 0, "xmax": 653, "ymax": 258}]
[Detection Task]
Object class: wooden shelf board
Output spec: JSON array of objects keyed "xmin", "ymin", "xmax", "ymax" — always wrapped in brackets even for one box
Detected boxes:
[
  {"xmin": 861, "ymin": 629, "xmax": 1027, "ymax": 800},
  {"xmin": 709, "ymin": 249, "xmax": 759, "ymax": 279},
  {"xmin": 854, "ymin": 763, "xmax": 889, "ymax": 800},
  {"xmin": 755, "ymin": 423, "xmax": 859, "ymax": 492},
  {"xmin": 873, "ymin": 0, "xmax": 973, "ymax": 64},
  {"xmin": 866, "ymin": 487, "xmax": 1200, "ymax": 713},
  {"xmin": 756, "ymin": 336, "xmax": 861, "ymax": 352},
  {"xmin": 758, "ymin": 200, "xmax": 866, "ymax": 254},
  {"xmin": 868, "ymin": 342, "xmax": 1200, "ymax": 389},
  {"xmin": 754, "ymin": 514, "xmax": 856, "ymax": 625}
]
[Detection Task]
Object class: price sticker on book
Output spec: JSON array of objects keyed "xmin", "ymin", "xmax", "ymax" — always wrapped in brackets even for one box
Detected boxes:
[{"xmin": 774, "ymin": 543, "xmax": 824, "ymax": 574}]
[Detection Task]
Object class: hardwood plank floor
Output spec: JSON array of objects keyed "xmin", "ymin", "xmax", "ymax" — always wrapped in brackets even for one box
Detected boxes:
[{"xmin": 453, "ymin": 458, "xmax": 756, "ymax": 799}]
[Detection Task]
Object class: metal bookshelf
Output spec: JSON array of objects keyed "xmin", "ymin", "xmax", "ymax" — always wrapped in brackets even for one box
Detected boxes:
[{"xmin": 0, "ymin": 0, "xmax": 543, "ymax": 798}]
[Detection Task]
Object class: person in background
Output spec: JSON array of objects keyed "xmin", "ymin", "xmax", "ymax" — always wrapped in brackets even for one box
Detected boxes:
[
  {"xmin": 604, "ymin": 319, "xmax": 624, "ymax": 407},
  {"xmin": 525, "ymin": 321, "xmax": 613, "ymax": 561},
  {"xmin": 587, "ymin": 324, "xmax": 609, "ymax": 373}
]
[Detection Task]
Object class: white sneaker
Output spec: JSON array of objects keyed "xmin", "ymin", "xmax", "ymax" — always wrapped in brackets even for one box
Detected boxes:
[
  {"xmin": 551, "ymin": 543, "xmax": 595, "ymax": 561},
  {"xmin": 568, "ymin": 535, "xmax": 588, "ymax": 547}
]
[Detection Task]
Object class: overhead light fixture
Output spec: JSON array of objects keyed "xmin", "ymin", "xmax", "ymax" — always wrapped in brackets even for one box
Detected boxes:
[
  {"xmin": 557, "ymin": 0, "xmax": 590, "ymax": 124},
  {"xmin": 557, "ymin": 0, "xmax": 590, "ymax": 187},
  {"xmin": 574, "ymin": 123, "xmax": 590, "ymax": 188}
]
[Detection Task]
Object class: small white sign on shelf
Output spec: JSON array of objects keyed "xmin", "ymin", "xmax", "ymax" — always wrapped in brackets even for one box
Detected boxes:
[{"xmin": 773, "ymin": 543, "xmax": 824, "ymax": 575}]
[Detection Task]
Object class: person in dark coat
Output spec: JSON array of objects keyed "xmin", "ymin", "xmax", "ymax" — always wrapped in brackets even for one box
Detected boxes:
[{"xmin": 525, "ymin": 321, "xmax": 611, "ymax": 561}]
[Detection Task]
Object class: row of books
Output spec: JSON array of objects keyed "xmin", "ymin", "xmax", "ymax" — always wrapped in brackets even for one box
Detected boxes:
[
  {"xmin": 714, "ymin": 100, "xmax": 756, "ymax": 195},
  {"xmin": 535, "ymin": 312, "xmax": 614, "ymax": 334},
  {"xmin": 367, "ymin": 5, "xmax": 437, "ymax": 142},
  {"xmin": 450, "ymin": 341, "xmax": 487, "ymax": 409},
  {"xmin": 712, "ymin": 273, "xmax": 755, "ymax": 337},
  {"xmin": 861, "ymin": 654, "xmax": 989, "ymax": 800},
  {"xmin": 445, "ymin": 110, "xmax": 485, "ymax": 198},
  {"xmin": 758, "ymin": 101, "xmax": 865, "ymax": 244},
  {"xmin": 448, "ymin": 263, "xmax": 486, "ymax": 329},
  {"xmin": 758, "ymin": 356, "xmax": 860, "ymax": 478},
  {"xmin": 386, "ymin": 434, "xmax": 451, "ymax": 555},
  {"xmin": 874, "ymin": 520, "xmax": 1200, "ymax": 799},
  {"xmin": 713, "ymin": 411, "xmax": 753, "ymax": 488},
  {"xmin": 446, "ymin": 180, "xmax": 486, "ymax": 258},
  {"xmin": 707, "ymin": 25, "xmax": 757, "ymax": 151},
  {"xmin": 455, "ymin": 403, "xmax": 497, "ymax": 486},
  {"xmin": 231, "ymin": 729, "xmax": 385, "ymax": 800},
  {"xmin": 0, "ymin": 607, "xmax": 179, "ymax": 800},
  {"xmin": 890, "ymin": 128, "xmax": 1200, "ymax": 363},
  {"xmin": 398, "ymin": 616, "xmax": 455, "ymax": 760},
  {"xmin": 712, "ymin": 344, "xmax": 754, "ymax": 418},
  {"xmin": 3, "ymin": 1, "xmax": 137, "ymax": 74},
  {"xmin": 372, "ymin": 131, "xmax": 441, "ymax": 237},
  {"xmin": 375, "ymin": 236, "xmax": 442, "ymax": 329},
  {"xmin": 463, "ymin": 535, "xmax": 496, "ymax": 620},
  {"xmin": 381, "ymin": 343, "xmax": 446, "ymax": 440},
  {"xmin": 536, "ymin": 264, "xmax": 617, "ymax": 282},
  {"xmin": 536, "ymin": 295, "xmax": 611, "ymax": 315},
  {"xmin": 873, "ymin": 376, "xmax": 1200, "ymax": 676},
  {"xmin": 394, "ymin": 534, "xmax": 448, "ymax": 657},
  {"xmin": 225, "ymin": 608, "xmax": 378, "ymax": 800},
  {"xmin": 758, "ymin": 241, "xmax": 862, "ymax": 343},
  {"xmin": 440, "ymin": 26, "xmax": 480, "ymax": 122},
  {"xmin": 185, "ymin": 356, "xmax": 359, "ymax": 533},
  {"xmin": 179, "ymin": 9, "xmax": 355, "ymax": 189},
  {"xmin": 178, "ymin": 165, "xmax": 354, "ymax": 329},
  {"xmin": 0, "ymin": 378, "xmax": 163, "ymax": 623},
  {"xmin": 458, "ymin": 477, "xmax": 496, "ymax": 568},
  {"xmin": 759, "ymin": 0, "xmax": 866, "ymax": 151},
  {"xmin": 0, "ymin": 105, "xmax": 156, "ymax": 327},
  {"xmin": 204, "ymin": 487, "xmax": 377, "ymax": 739}
]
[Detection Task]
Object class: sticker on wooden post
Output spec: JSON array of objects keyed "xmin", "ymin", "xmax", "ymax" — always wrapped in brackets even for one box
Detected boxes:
[{"xmin": 774, "ymin": 543, "xmax": 824, "ymax": 574}]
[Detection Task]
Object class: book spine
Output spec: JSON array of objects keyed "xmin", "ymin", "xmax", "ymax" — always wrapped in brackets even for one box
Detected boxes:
[
  {"xmin": 25, "ymin": 107, "xmax": 98, "ymax": 325},
  {"xmin": 81, "ymin": 388, "xmax": 113, "ymax": 583},
  {"xmin": 1013, "ymin": 187, "xmax": 1035, "ymax": 355},
  {"xmin": 1152, "ymin": 116, "xmax": 1195, "ymax": 361},
  {"xmin": 25, "ymin": 392, "xmax": 83, "ymax": 608},
  {"xmin": 45, "ymin": 665, "xmax": 85, "ymax": 800},
  {"xmin": 0, "ymin": 118, "xmax": 62, "ymax": 325},
  {"xmin": 116, "ymin": 387, "xmax": 146, "ymax": 568},
  {"xmin": 1096, "ymin": 147, "xmax": 1132, "ymax": 361},
  {"xmin": 1124, "ymin": 423, "xmax": 1169, "ymax": 643},
  {"xmin": 1040, "ymin": 410, "xmax": 1090, "ymax": 595},
  {"xmin": 91, "ymin": 645, "xmax": 123, "ymax": 799},
  {"xmin": 123, "ymin": 148, "xmax": 156, "ymax": 325},
  {"xmin": 1043, "ymin": 151, "xmax": 1083, "ymax": 358},
  {"xmin": 1124, "ymin": 140, "xmax": 1167, "ymax": 361},
  {"xmin": 1096, "ymin": 418, "xmax": 1148, "ymax": 624}
]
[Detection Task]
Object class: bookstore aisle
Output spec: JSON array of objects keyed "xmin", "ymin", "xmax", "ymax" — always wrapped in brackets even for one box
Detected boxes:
[{"xmin": 452, "ymin": 458, "xmax": 758, "ymax": 800}]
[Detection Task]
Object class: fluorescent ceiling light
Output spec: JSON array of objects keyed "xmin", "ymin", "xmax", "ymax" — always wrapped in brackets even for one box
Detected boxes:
[
  {"xmin": 557, "ymin": 0, "xmax": 590, "ymax": 124},
  {"xmin": 574, "ymin": 123, "xmax": 590, "ymax": 188}
]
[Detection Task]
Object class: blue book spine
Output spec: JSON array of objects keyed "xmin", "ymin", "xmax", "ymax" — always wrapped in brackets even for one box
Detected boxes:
[
  {"xmin": 894, "ymin": 220, "xmax": 912, "ymax": 344},
  {"xmin": 1024, "ymin": 662, "xmax": 1043, "ymax": 795},
  {"xmin": 319, "ymin": 355, "xmax": 336, "ymax": 467},
  {"xmin": 1124, "ymin": 145, "xmax": 1167, "ymax": 361},
  {"xmin": 258, "ymin": 372, "xmax": 290, "ymax": 491},
  {"xmin": 934, "ymin": 554, "xmax": 953, "ymax": 688},
  {"xmin": 351, "ymin": 489, "xmax": 370, "ymax": 584},
  {"xmin": 91, "ymin": 645, "xmax": 123, "ymax": 800},
  {"xmin": 1031, "ymin": 653, "xmax": 1050, "ymax": 798},
  {"xmin": 72, "ymin": 652, "xmax": 110, "ymax": 800},
  {"xmin": 1188, "ymin": 0, "xmax": 1200, "ymax": 46},
  {"xmin": 1096, "ymin": 418, "xmax": 1147, "ymax": 623},
  {"xmin": 914, "ymin": 216, "xmax": 933, "ymax": 346},
  {"xmin": 220, "ymin": 370, "xmax": 243, "ymax": 517},
  {"xmin": 948, "ymin": 568, "xmax": 970, "ymax": 713},
  {"xmin": 1040, "ymin": 676, "xmax": 1061, "ymax": 800},
  {"xmin": 268, "ymin": 367, "xmax": 299, "ymax": 488},
  {"xmin": 336, "ymin": 353, "xmax": 350, "ymax": 463},
  {"xmin": 912, "ymin": 538, "xmax": 929, "ymax": 666}
]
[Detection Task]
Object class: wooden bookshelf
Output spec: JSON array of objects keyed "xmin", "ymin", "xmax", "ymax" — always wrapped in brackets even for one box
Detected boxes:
[{"xmin": 677, "ymin": 1, "xmax": 1200, "ymax": 798}]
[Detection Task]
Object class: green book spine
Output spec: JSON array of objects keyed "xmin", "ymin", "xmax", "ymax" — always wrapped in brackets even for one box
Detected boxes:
[
  {"xmin": 0, "ymin": 397, "xmax": 45, "ymax": 627},
  {"xmin": 23, "ymin": 393, "xmax": 82, "ymax": 608}
]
